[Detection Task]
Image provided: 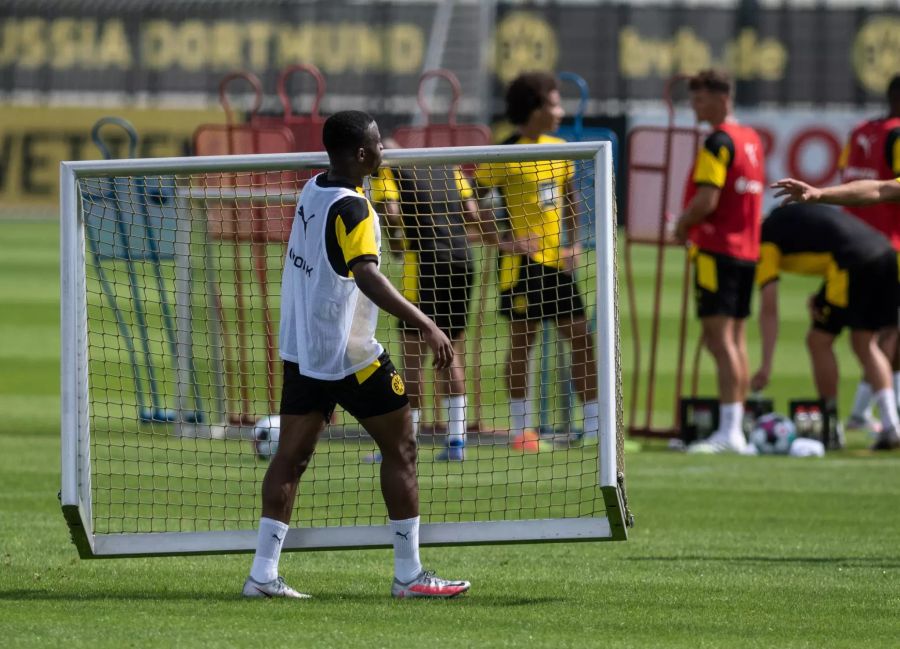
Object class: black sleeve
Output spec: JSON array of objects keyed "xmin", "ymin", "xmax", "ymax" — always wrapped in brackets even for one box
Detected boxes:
[
  {"xmin": 703, "ymin": 130, "xmax": 736, "ymax": 166},
  {"xmin": 329, "ymin": 196, "xmax": 370, "ymax": 234}
]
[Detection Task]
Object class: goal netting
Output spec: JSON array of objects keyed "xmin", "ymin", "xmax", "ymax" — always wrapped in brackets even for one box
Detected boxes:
[{"xmin": 60, "ymin": 143, "xmax": 631, "ymax": 558}]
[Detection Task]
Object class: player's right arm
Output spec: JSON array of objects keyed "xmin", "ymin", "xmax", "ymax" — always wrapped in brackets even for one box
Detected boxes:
[
  {"xmin": 674, "ymin": 130, "xmax": 731, "ymax": 243},
  {"xmin": 772, "ymin": 177, "xmax": 900, "ymax": 206}
]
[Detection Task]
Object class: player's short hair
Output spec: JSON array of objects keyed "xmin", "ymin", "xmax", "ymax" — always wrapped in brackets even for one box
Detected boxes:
[
  {"xmin": 505, "ymin": 72, "xmax": 559, "ymax": 126},
  {"xmin": 888, "ymin": 74, "xmax": 900, "ymax": 105},
  {"xmin": 688, "ymin": 69, "xmax": 732, "ymax": 95},
  {"xmin": 323, "ymin": 110, "xmax": 376, "ymax": 158}
]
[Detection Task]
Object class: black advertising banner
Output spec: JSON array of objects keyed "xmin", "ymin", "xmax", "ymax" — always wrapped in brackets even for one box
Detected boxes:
[{"xmin": 1, "ymin": 1, "xmax": 898, "ymax": 111}]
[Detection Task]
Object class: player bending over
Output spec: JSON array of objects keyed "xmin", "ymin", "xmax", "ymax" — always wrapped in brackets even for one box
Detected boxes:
[
  {"xmin": 243, "ymin": 111, "xmax": 470, "ymax": 599},
  {"xmin": 777, "ymin": 77, "xmax": 900, "ymax": 434},
  {"xmin": 750, "ymin": 203, "xmax": 900, "ymax": 451},
  {"xmin": 474, "ymin": 71, "xmax": 600, "ymax": 443},
  {"xmin": 673, "ymin": 70, "xmax": 766, "ymax": 454}
]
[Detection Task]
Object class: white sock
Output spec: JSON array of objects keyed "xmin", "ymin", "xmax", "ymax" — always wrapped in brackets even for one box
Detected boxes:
[
  {"xmin": 583, "ymin": 400, "xmax": 599, "ymax": 438},
  {"xmin": 250, "ymin": 517, "xmax": 288, "ymax": 583},
  {"xmin": 410, "ymin": 408, "xmax": 421, "ymax": 437},
  {"xmin": 510, "ymin": 398, "xmax": 527, "ymax": 435},
  {"xmin": 850, "ymin": 381, "xmax": 873, "ymax": 420},
  {"xmin": 718, "ymin": 402, "xmax": 744, "ymax": 437},
  {"xmin": 874, "ymin": 388, "xmax": 900, "ymax": 432},
  {"xmin": 390, "ymin": 516, "xmax": 422, "ymax": 583},
  {"xmin": 444, "ymin": 396, "xmax": 467, "ymax": 445}
]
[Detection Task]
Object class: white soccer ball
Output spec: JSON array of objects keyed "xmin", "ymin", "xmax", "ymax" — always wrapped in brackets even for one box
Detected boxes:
[
  {"xmin": 252, "ymin": 415, "xmax": 281, "ymax": 461},
  {"xmin": 749, "ymin": 413, "xmax": 796, "ymax": 455}
]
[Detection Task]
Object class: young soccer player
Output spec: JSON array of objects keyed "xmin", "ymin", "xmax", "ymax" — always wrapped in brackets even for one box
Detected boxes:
[
  {"xmin": 368, "ymin": 147, "xmax": 481, "ymax": 461},
  {"xmin": 473, "ymin": 71, "xmax": 599, "ymax": 443},
  {"xmin": 242, "ymin": 111, "xmax": 470, "ymax": 599},
  {"xmin": 750, "ymin": 203, "xmax": 900, "ymax": 451},
  {"xmin": 673, "ymin": 70, "xmax": 765, "ymax": 454}
]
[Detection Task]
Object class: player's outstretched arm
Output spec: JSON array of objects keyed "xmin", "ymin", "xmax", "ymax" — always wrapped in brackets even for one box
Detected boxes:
[
  {"xmin": 351, "ymin": 260, "xmax": 453, "ymax": 369},
  {"xmin": 772, "ymin": 177, "xmax": 900, "ymax": 206}
]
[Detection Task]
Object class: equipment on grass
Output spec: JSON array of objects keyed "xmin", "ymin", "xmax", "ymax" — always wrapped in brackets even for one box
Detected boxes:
[
  {"xmin": 624, "ymin": 74, "xmax": 705, "ymax": 439},
  {"xmin": 252, "ymin": 415, "xmax": 281, "ymax": 461},
  {"xmin": 789, "ymin": 399, "xmax": 843, "ymax": 450},
  {"xmin": 250, "ymin": 64, "xmax": 326, "ymax": 153},
  {"xmin": 192, "ymin": 71, "xmax": 297, "ymax": 427},
  {"xmin": 392, "ymin": 69, "xmax": 492, "ymax": 149},
  {"xmin": 83, "ymin": 117, "xmax": 204, "ymax": 424},
  {"xmin": 749, "ymin": 413, "xmax": 797, "ymax": 455},
  {"xmin": 60, "ymin": 141, "xmax": 631, "ymax": 557}
]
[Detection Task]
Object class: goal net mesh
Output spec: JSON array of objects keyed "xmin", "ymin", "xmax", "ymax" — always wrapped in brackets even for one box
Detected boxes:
[{"xmin": 72, "ymin": 147, "xmax": 623, "ymax": 543}]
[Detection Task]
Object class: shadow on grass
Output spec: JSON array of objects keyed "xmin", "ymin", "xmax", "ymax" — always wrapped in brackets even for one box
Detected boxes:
[
  {"xmin": 0, "ymin": 589, "xmax": 566, "ymax": 606},
  {"xmin": 625, "ymin": 556, "xmax": 900, "ymax": 568}
]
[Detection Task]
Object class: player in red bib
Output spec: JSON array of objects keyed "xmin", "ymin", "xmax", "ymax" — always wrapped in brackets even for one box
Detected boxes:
[{"xmin": 673, "ymin": 70, "xmax": 765, "ymax": 454}]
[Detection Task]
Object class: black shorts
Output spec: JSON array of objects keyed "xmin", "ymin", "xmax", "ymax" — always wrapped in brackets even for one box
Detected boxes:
[
  {"xmin": 398, "ymin": 256, "xmax": 473, "ymax": 339},
  {"xmin": 498, "ymin": 255, "xmax": 586, "ymax": 322},
  {"xmin": 280, "ymin": 353, "xmax": 409, "ymax": 421},
  {"xmin": 811, "ymin": 250, "xmax": 898, "ymax": 335},
  {"xmin": 693, "ymin": 249, "xmax": 756, "ymax": 319}
]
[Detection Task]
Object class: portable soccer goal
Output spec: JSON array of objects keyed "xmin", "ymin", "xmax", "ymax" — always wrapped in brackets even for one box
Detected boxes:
[{"xmin": 60, "ymin": 142, "xmax": 631, "ymax": 558}]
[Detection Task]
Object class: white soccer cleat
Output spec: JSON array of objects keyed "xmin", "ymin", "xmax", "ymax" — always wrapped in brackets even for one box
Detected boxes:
[
  {"xmin": 242, "ymin": 575, "xmax": 311, "ymax": 599},
  {"xmin": 687, "ymin": 430, "xmax": 753, "ymax": 455},
  {"xmin": 391, "ymin": 570, "xmax": 471, "ymax": 599}
]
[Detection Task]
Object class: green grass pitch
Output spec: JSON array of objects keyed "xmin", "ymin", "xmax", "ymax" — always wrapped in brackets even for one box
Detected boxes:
[{"xmin": 1, "ymin": 219, "xmax": 898, "ymax": 648}]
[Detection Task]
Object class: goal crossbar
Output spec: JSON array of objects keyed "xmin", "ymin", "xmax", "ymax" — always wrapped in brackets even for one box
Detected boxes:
[{"xmin": 60, "ymin": 142, "xmax": 629, "ymax": 559}]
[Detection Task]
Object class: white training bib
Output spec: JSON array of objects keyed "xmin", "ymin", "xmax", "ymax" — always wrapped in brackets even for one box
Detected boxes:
[{"xmin": 279, "ymin": 174, "xmax": 383, "ymax": 380}]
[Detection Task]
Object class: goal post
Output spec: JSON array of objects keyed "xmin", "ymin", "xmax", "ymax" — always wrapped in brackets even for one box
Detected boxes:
[{"xmin": 60, "ymin": 142, "xmax": 631, "ymax": 558}]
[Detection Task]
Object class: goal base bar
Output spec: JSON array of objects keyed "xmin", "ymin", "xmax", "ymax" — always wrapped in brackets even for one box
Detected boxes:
[{"xmin": 63, "ymin": 499, "xmax": 628, "ymax": 559}]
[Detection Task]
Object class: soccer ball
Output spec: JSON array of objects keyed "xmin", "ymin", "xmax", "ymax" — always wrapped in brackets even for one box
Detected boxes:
[
  {"xmin": 252, "ymin": 415, "xmax": 281, "ymax": 461},
  {"xmin": 749, "ymin": 413, "xmax": 796, "ymax": 455}
]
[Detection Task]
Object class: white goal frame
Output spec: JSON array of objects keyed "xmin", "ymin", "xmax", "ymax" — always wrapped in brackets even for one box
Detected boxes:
[{"xmin": 60, "ymin": 142, "xmax": 630, "ymax": 558}]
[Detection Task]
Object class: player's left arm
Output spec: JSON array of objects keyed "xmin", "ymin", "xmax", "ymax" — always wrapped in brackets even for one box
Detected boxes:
[
  {"xmin": 560, "ymin": 173, "xmax": 581, "ymax": 273},
  {"xmin": 674, "ymin": 131, "xmax": 732, "ymax": 243}
]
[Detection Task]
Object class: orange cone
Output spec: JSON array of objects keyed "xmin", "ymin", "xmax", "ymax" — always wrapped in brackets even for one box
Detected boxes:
[{"xmin": 510, "ymin": 429, "xmax": 542, "ymax": 452}]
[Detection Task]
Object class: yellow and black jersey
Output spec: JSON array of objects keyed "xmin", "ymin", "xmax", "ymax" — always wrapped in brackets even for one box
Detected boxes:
[
  {"xmin": 756, "ymin": 203, "xmax": 892, "ymax": 287},
  {"xmin": 683, "ymin": 122, "xmax": 764, "ymax": 261},
  {"xmin": 692, "ymin": 130, "xmax": 735, "ymax": 189},
  {"xmin": 318, "ymin": 178, "xmax": 379, "ymax": 278},
  {"xmin": 369, "ymin": 166, "xmax": 475, "ymax": 266},
  {"xmin": 474, "ymin": 133, "xmax": 575, "ymax": 270}
]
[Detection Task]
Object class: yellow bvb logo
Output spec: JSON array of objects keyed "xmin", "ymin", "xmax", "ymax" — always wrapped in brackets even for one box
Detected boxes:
[
  {"xmin": 853, "ymin": 18, "xmax": 900, "ymax": 94},
  {"xmin": 494, "ymin": 11, "xmax": 559, "ymax": 84},
  {"xmin": 391, "ymin": 373, "xmax": 405, "ymax": 396}
]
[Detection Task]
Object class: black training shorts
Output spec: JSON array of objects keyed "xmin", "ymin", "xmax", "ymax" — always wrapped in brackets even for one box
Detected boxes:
[
  {"xmin": 398, "ymin": 257, "xmax": 473, "ymax": 339},
  {"xmin": 811, "ymin": 250, "xmax": 899, "ymax": 335},
  {"xmin": 498, "ymin": 255, "xmax": 586, "ymax": 322},
  {"xmin": 280, "ymin": 353, "xmax": 409, "ymax": 421},
  {"xmin": 693, "ymin": 249, "xmax": 756, "ymax": 319}
]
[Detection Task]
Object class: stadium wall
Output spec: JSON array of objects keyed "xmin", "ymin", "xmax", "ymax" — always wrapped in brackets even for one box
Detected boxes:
[{"xmin": 1, "ymin": 0, "xmax": 897, "ymax": 214}]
